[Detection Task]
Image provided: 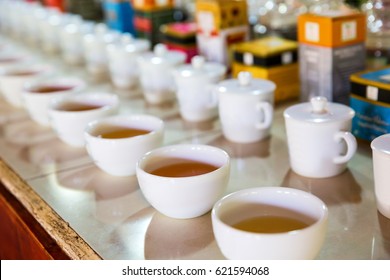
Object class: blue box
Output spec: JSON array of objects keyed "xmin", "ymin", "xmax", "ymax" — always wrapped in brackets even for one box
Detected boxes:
[
  {"xmin": 103, "ymin": 1, "xmax": 135, "ymax": 34},
  {"xmin": 350, "ymin": 67, "xmax": 390, "ymax": 141}
]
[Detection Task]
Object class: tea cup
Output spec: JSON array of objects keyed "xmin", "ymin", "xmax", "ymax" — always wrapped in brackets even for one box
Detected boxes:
[
  {"xmin": 106, "ymin": 33, "xmax": 150, "ymax": 89},
  {"xmin": 83, "ymin": 23, "xmax": 120, "ymax": 75},
  {"xmin": 0, "ymin": 63, "xmax": 53, "ymax": 107},
  {"xmin": 371, "ymin": 134, "xmax": 390, "ymax": 219},
  {"xmin": 85, "ymin": 114, "xmax": 164, "ymax": 177},
  {"xmin": 212, "ymin": 186, "xmax": 328, "ymax": 259},
  {"xmin": 23, "ymin": 76, "xmax": 86, "ymax": 126},
  {"xmin": 172, "ymin": 55, "xmax": 226, "ymax": 122},
  {"xmin": 138, "ymin": 44, "xmax": 186, "ymax": 104},
  {"xmin": 48, "ymin": 92, "xmax": 119, "ymax": 147},
  {"xmin": 136, "ymin": 144, "xmax": 230, "ymax": 219},
  {"xmin": 217, "ymin": 71, "xmax": 275, "ymax": 143},
  {"xmin": 283, "ymin": 96, "xmax": 357, "ymax": 178}
]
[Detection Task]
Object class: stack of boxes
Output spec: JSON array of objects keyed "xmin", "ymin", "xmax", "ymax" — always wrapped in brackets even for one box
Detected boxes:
[
  {"xmin": 103, "ymin": 0, "xmax": 135, "ymax": 34},
  {"xmin": 231, "ymin": 36, "xmax": 300, "ymax": 103},
  {"xmin": 350, "ymin": 67, "xmax": 390, "ymax": 141},
  {"xmin": 195, "ymin": 0, "xmax": 249, "ymax": 67},
  {"xmin": 297, "ymin": 11, "xmax": 366, "ymax": 105},
  {"xmin": 160, "ymin": 21, "xmax": 198, "ymax": 63},
  {"xmin": 131, "ymin": 0, "xmax": 176, "ymax": 46}
]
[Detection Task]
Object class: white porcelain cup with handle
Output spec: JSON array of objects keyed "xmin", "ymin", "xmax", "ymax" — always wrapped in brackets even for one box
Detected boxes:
[
  {"xmin": 173, "ymin": 55, "xmax": 226, "ymax": 122},
  {"xmin": 284, "ymin": 96, "xmax": 357, "ymax": 178},
  {"xmin": 371, "ymin": 134, "xmax": 390, "ymax": 219},
  {"xmin": 217, "ymin": 71, "xmax": 275, "ymax": 143}
]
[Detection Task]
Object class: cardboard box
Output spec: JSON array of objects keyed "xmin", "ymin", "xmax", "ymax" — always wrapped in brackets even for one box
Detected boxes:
[
  {"xmin": 298, "ymin": 11, "xmax": 366, "ymax": 48},
  {"xmin": 103, "ymin": 1, "xmax": 135, "ymax": 34},
  {"xmin": 299, "ymin": 42, "xmax": 366, "ymax": 104},
  {"xmin": 231, "ymin": 37, "xmax": 300, "ymax": 103},
  {"xmin": 131, "ymin": 0, "xmax": 174, "ymax": 12},
  {"xmin": 350, "ymin": 67, "xmax": 390, "ymax": 141}
]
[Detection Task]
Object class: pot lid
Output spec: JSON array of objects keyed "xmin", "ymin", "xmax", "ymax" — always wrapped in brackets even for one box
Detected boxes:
[
  {"xmin": 107, "ymin": 33, "xmax": 150, "ymax": 53},
  {"xmin": 138, "ymin": 44, "xmax": 186, "ymax": 66},
  {"xmin": 371, "ymin": 134, "xmax": 390, "ymax": 155},
  {"xmin": 173, "ymin": 55, "xmax": 226, "ymax": 79},
  {"xmin": 216, "ymin": 71, "xmax": 276, "ymax": 96},
  {"xmin": 283, "ymin": 96, "xmax": 355, "ymax": 123}
]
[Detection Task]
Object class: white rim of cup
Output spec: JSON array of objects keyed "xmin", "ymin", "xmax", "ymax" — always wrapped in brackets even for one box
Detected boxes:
[
  {"xmin": 136, "ymin": 144, "xmax": 230, "ymax": 181},
  {"xmin": 23, "ymin": 77, "xmax": 87, "ymax": 95},
  {"xmin": 212, "ymin": 186, "xmax": 328, "ymax": 236},
  {"xmin": 49, "ymin": 92, "xmax": 119, "ymax": 114},
  {"xmin": 84, "ymin": 114, "xmax": 164, "ymax": 143}
]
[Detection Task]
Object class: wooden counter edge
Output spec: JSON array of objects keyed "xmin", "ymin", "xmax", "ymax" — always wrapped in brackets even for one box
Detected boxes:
[{"xmin": 0, "ymin": 159, "xmax": 102, "ymax": 260}]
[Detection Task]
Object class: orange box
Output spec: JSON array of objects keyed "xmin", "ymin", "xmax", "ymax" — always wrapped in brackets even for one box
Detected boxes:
[
  {"xmin": 298, "ymin": 11, "xmax": 366, "ymax": 48},
  {"xmin": 130, "ymin": 0, "xmax": 174, "ymax": 11}
]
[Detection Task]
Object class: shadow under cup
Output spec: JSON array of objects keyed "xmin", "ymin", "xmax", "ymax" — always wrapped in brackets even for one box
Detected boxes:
[{"xmin": 212, "ymin": 187, "xmax": 328, "ymax": 260}]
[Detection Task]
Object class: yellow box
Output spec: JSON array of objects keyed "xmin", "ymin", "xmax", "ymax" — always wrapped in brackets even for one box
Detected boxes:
[
  {"xmin": 232, "ymin": 36, "xmax": 298, "ymax": 67},
  {"xmin": 298, "ymin": 11, "xmax": 366, "ymax": 48},
  {"xmin": 232, "ymin": 62, "xmax": 300, "ymax": 103},
  {"xmin": 195, "ymin": 0, "xmax": 248, "ymax": 36},
  {"xmin": 131, "ymin": 0, "xmax": 174, "ymax": 12}
]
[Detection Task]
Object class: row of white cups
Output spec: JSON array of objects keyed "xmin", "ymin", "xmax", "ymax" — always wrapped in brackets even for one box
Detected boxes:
[{"xmin": 1, "ymin": 0, "xmax": 390, "ymax": 260}]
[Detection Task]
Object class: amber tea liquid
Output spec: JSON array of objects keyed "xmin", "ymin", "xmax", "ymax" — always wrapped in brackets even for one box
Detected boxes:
[
  {"xmin": 56, "ymin": 102, "xmax": 103, "ymax": 112},
  {"xmin": 149, "ymin": 158, "xmax": 219, "ymax": 177},
  {"xmin": 233, "ymin": 215, "xmax": 310, "ymax": 234},
  {"xmin": 97, "ymin": 127, "xmax": 151, "ymax": 139}
]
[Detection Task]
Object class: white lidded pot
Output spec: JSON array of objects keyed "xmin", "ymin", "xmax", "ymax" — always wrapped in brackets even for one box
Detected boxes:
[
  {"xmin": 173, "ymin": 55, "xmax": 227, "ymax": 122},
  {"xmin": 106, "ymin": 33, "xmax": 150, "ymax": 89},
  {"xmin": 217, "ymin": 71, "xmax": 275, "ymax": 143},
  {"xmin": 137, "ymin": 43, "xmax": 186, "ymax": 105},
  {"xmin": 284, "ymin": 96, "xmax": 357, "ymax": 178}
]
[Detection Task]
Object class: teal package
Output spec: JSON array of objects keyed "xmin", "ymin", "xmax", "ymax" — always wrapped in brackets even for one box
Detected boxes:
[{"xmin": 351, "ymin": 96, "xmax": 390, "ymax": 141}]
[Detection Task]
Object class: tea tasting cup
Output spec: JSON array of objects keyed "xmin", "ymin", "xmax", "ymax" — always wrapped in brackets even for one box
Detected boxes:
[
  {"xmin": 48, "ymin": 92, "xmax": 119, "ymax": 147},
  {"xmin": 106, "ymin": 33, "xmax": 150, "ymax": 89},
  {"xmin": 0, "ymin": 63, "xmax": 53, "ymax": 107},
  {"xmin": 212, "ymin": 186, "xmax": 328, "ymax": 260},
  {"xmin": 172, "ymin": 55, "xmax": 226, "ymax": 122},
  {"xmin": 22, "ymin": 76, "xmax": 86, "ymax": 126},
  {"xmin": 137, "ymin": 44, "xmax": 186, "ymax": 105},
  {"xmin": 60, "ymin": 17, "xmax": 95, "ymax": 65},
  {"xmin": 83, "ymin": 23, "xmax": 120, "ymax": 75},
  {"xmin": 371, "ymin": 134, "xmax": 390, "ymax": 219},
  {"xmin": 136, "ymin": 144, "xmax": 230, "ymax": 219},
  {"xmin": 85, "ymin": 114, "xmax": 164, "ymax": 177},
  {"xmin": 283, "ymin": 96, "xmax": 357, "ymax": 178},
  {"xmin": 217, "ymin": 71, "xmax": 275, "ymax": 143}
]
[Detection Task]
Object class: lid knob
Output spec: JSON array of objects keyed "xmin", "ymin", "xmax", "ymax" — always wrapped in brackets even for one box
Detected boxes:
[
  {"xmin": 311, "ymin": 96, "xmax": 328, "ymax": 114},
  {"xmin": 191, "ymin": 55, "xmax": 205, "ymax": 69},
  {"xmin": 238, "ymin": 71, "xmax": 252, "ymax": 87},
  {"xmin": 121, "ymin": 33, "xmax": 134, "ymax": 44},
  {"xmin": 154, "ymin": 44, "xmax": 168, "ymax": 57}
]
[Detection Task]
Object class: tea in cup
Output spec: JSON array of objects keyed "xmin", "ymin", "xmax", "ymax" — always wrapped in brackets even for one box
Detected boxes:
[
  {"xmin": 136, "ymin": 144, "xmax": 230, "ymax": 219},
  {"xmin": 138, "ymin": 44, "xmax": 186, "ymax": 104},
  {"xmin": 172, "ymin": 55, "xmax": 226, "ymax": 122},
  {"xmin": 85, "ymin": 114, "xmax": 164, "ymax": 177},
  {"xmin": 0, "ymin": 63, "xmax": 53, "ymax": 107},
  {"xmin": 217, "ymin": 72, "xmax": 275, "ymax": 143},
  {"xmin": 284, "ymin": 96, "xmax": 357, "ymax": 178},
  {"xmin": 48, "ymin": 92, "xmax": 119, "ymax": 147},
  {"xmin": 23, "ymin": 76, "xmax": 86, "ymax": 126},
  {"xmin": 212, "ymin": 186, "xmax": 328, "ymax": 259}
]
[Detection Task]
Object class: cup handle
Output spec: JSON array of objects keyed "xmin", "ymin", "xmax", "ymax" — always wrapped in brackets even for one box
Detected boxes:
[
  {"xmin": 333, "ymin": 131, "xmax": 357, "ymax": 164},
  {"xmin": 255, "ymin": 102, "xmax": 273, "ymax": 130}
]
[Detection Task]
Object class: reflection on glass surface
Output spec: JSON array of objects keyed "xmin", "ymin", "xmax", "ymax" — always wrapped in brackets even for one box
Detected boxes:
[
  {"xmin": 282, "ymin": 169, "xmax": 362, "ymax": 205},
  {"xmin": 144, "ymin": 212, "xmax": 222, "ymax": 260}
]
